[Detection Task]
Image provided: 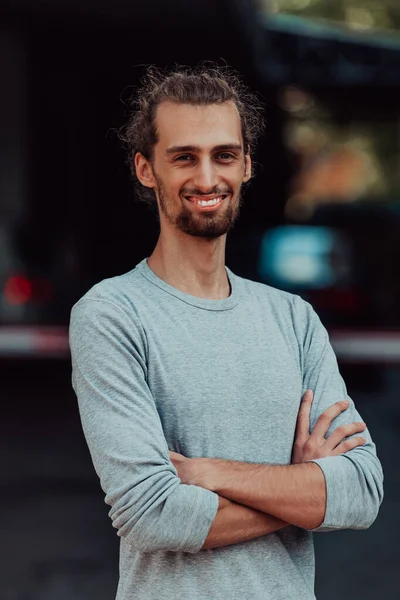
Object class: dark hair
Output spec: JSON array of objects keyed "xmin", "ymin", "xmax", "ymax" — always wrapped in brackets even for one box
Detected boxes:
[{"xmin": 118, "ymin": 63, "xmax": 266, "ymax": 206}]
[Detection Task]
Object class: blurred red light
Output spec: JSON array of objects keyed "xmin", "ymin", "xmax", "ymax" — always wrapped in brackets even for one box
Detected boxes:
[{"xmin": 4, "ymin": 275, "xmax": 32, "ymax": 305}]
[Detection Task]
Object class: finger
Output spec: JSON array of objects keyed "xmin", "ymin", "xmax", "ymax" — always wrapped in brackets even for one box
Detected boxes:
[
  {"xmin": 169, "ymin": 451, "xmax": 186, "ymax": 462},
  {"xmin": 312, "ymin": 399, "xmax": 350, "ymax": 441},
  {"xmin": 294, "ymin": 390, "xmax": 314, "ymax": 444},
  {"xmin": 324, "ymin": 421, "xmax": 366, "ymax": 450},
  {"xmin": 332, "ymin": 436, "xmax": 366, "ymax": 455}
]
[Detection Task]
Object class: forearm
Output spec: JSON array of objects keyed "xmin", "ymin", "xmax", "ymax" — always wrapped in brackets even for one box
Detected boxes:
[
  {"xmin": 206, "ymin": 460, "xmax": 326, "ymax": 530},
  {"xmin": 201, "ymin": 495, "xmax": 288, "ymax": 550}
]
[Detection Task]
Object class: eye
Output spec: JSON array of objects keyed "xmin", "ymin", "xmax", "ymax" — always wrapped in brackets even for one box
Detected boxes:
[
  {"xmin": 216, "ymin": 152, "xmax": 236, "ymax": 161},
  {"xmin": 174, "ymin": 154, "xmax": 194, "ymax": 162}
]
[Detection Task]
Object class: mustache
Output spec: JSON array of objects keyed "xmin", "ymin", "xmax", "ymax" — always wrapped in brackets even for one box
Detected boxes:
[{"xmin": 181, "ymin": 187, "xmax": 232, "ymax": 197}]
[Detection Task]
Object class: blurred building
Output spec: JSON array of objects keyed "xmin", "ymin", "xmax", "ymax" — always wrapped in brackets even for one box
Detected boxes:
[{"xmin": 1, "ymin": 0, "xmax": 400, "ymax": 356}]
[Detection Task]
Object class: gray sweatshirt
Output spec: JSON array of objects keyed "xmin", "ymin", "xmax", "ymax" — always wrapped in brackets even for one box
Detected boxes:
[{"xmin": 69, "ymin": 258, "xmax": 383, "ymax": 600}]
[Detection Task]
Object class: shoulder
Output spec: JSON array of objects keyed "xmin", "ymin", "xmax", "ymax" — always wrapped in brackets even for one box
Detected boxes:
[
  {"xmin": 234, "ymin": 271, "xmax": 314, "ymax": 323},
  {"xmin": 70, "ymin": 265, "xmax": 147, "ymax": 331},
  {"xmin": 233, "ymin": 271, "xmax": 326, "ymax": 351},
  {"xmin": 69, "ymin": 267, "xmax": 150, "ymax": 358}
]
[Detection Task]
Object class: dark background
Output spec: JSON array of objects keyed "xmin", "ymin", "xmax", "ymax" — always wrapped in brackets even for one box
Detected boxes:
[{"xmin": 1, "ymin": 1, "xmax": 399, "ymax": 598}]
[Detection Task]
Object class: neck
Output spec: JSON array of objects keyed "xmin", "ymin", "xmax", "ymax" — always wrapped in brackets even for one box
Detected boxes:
[{"xmin": 147, "ymin": 231, "xmax": 230, "ymax": 300}]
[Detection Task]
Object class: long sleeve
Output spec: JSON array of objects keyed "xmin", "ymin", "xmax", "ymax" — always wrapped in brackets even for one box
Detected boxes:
[
  {"xmin": 69, "ymin": 296, "xmax": 219, "ymax": 553},
  {"xmin": 296, "ymin": 297, "xmax": 384, "ymax": 532}
]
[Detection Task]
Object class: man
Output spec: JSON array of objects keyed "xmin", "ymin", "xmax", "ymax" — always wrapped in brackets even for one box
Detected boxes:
[{"xmin": 69, "ymin": 65, "xmax": 383, "ymax": 600}]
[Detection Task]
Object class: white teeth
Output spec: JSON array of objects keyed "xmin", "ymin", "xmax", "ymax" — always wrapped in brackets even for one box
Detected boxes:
[{"xmin": 195, "ymin": 197, "xmax": 222, "ymax": 206}]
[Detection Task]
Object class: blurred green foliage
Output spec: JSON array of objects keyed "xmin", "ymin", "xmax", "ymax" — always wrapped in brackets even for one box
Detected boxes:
[{"xmin": 260, "ymin": 0, "xmax": 400, "ymax": 33}]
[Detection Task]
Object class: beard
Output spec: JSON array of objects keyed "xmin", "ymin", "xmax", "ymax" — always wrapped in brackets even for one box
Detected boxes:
[{"xmin": 155, "ymin": 174, "xmax": 245, "ymax": 240}]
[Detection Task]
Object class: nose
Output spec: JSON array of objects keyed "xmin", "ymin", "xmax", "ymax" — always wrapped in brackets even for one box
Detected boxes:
[{"xmin": 192, "ymin": 158, "xmax": 219, "ymax": 193}]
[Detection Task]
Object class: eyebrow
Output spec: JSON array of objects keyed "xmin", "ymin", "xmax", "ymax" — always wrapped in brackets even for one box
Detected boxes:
[{"xmin": 165, "ymin": 144, "xmax": 243, "ymax": 155}]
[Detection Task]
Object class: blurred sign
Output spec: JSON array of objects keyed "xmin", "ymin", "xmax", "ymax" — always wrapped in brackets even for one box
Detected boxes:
[
  {"xmin": 331, "ymin": 330, "xmax": 400, "ymax": 363},
  {"xmin": 0, "ymin": 326, "xmax": 69, "ymax": 358},
  {"xmin": 258, "ymin": 225, "xmax": 351, "ymax": 289}
]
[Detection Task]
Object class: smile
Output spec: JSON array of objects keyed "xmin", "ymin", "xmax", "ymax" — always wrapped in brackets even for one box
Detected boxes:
[{"xmin": 185, "ymin": 195, "xmax": 227, "ymax": 210}]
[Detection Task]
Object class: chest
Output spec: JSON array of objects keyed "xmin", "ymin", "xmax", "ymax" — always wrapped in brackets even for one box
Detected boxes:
[{"xmin": 145, "ymin": 309, "xmax": 303, "ymax": 464}]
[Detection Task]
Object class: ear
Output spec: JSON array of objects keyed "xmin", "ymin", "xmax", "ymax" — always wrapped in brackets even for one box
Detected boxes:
[
  {"xmin": 243, "ymin": 152, "xmax": 252, "ymax": 183},
  {"xmin": 135, "ymin": 152, "xmax": 156, "ymax": 188}
]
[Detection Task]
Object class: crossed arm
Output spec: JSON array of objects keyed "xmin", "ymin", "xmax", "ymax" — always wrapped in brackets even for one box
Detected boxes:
[
  {"xmin": 169, "ymin": 305, "xmax": 384, "ymax": 551},
  {"xmin": 171, "ymin": 391, "xmax": 368, "ymax": 549},
  {"xmin": 71, "ymin": 297, "xmax": 383, "ymax": 554}
]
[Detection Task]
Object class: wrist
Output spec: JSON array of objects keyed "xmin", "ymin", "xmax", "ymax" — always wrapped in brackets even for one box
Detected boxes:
[
  {"xmin": 203, "ymin": 457, "xmax": 241, "ymax": 494},
  {"xmin": 195, "ymin": 457, "xmax": 220, "ymax": 492}
]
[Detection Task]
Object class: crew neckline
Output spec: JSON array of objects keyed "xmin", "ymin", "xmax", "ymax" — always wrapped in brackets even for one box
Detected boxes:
[{"xmin": 136, "ymin": 258, "xmax": 238, "ymax": 311}]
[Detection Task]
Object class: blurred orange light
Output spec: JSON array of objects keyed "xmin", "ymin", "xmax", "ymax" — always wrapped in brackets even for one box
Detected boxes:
[{"xmin": 4, "ymin": 275, "xmax": 32, "ymax": 305}]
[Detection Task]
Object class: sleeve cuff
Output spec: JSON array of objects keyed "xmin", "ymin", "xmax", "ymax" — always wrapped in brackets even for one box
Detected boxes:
[
  {"xmin": 176, "ymin": 485, "xmax": 220, "ymax": 553},
  {"xmin": 306, "ymin": 456, "xmax": 350, "ymax": 532}
]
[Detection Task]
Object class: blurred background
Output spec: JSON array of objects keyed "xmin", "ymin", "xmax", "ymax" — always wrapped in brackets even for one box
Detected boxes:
[{"xmin": 1, "ymin": 0, "xmax": 399, "ymax": 598}]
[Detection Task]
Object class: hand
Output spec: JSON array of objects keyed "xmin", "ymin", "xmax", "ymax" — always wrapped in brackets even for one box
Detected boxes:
[
  {"xmin": 169, "ymin": 451, "xmax": 212, "ymax": 488},
  {"xmin": 169, "ymin": 450, "xmax": 187, "ymax": 467},
  {"xmin": 292, "ymin": 390, "xmax": 367, "ymax": 464}
]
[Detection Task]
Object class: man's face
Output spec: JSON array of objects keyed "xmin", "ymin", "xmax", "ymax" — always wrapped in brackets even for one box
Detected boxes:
[{"xmin": 138, "ymin": 101, "xmax": 251, "ymax": 239}]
